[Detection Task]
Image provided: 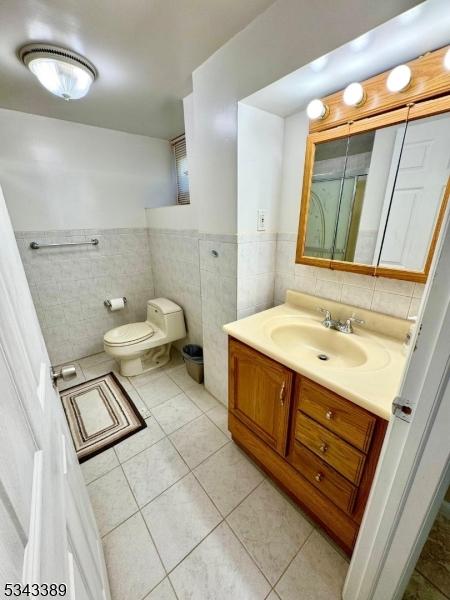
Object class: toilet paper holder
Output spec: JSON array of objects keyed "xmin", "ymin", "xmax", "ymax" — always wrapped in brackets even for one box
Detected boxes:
[{"xmin": 104, "ymin": 297, "xmax": 127, "ymax": 309}]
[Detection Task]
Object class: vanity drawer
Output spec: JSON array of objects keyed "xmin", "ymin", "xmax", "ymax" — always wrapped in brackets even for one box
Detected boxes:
[
  {"xmin": 291, "ymin": 442, "xmax": 358, "ymax": 514},
  {"xmin": 297, "ymin": 379, "xmax": 375, "ymax": 453},
  {"xmin": 296, "ymin": 413, "xmax": 365, "ymax": 485}
]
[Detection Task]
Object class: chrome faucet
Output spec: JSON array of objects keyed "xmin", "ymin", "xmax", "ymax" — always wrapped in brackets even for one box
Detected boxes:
[{"xmin": 317, "ymin": 307, "xmax": 365, "ymax": 334}]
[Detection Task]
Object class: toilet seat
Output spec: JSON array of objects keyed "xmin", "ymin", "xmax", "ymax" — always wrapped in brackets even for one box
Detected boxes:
[{"xmin": 104, "ymin": 322, "xmax": 154, "ymax": 346}]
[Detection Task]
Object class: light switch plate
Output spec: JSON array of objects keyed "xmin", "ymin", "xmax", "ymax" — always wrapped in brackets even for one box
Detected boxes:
[{"xmin": 257, "ymin": 209, "xmax": 267, "ymax": 231}]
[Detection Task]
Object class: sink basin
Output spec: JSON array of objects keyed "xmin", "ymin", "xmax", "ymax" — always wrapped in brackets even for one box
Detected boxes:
[
  {"xmin": 264, "ymin": 317, "xmax": 390, "ymax": 371},
  {"xmin": 270, "ymin": 322, "xmax": 367, "ymax": 368}
]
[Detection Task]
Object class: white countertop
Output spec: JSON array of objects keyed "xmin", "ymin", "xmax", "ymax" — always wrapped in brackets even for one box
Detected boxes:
[{"xmin": 224, "ymin": 291, "xmax": 410, "ymax": 420}]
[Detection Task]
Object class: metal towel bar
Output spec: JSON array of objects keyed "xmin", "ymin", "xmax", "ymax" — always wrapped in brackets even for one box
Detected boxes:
[{"xmin": 30, "ymin": 238, "xmax": 99, "ymax": 250}]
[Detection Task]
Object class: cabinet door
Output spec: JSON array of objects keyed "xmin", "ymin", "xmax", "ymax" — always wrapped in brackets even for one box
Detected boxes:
[{"xmin": 229, "ymin": 338, "xmax": 293, "ymax": 455}]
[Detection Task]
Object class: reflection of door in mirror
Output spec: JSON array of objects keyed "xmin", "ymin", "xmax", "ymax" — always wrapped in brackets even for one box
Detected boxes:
[{"xmin": 377, "ymin": 112, "xmax": 450, "ymax": 272}]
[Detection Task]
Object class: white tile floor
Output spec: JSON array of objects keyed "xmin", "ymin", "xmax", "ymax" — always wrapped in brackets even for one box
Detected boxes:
[{"xmin": 62, "ymin": 351, "xmax": 349, "ymax": 600}]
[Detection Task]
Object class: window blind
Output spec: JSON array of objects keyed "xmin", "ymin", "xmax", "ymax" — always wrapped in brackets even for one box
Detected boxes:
[{"xmin": 171, "ymin": 134, "xmax": 190, "ymax": 205}]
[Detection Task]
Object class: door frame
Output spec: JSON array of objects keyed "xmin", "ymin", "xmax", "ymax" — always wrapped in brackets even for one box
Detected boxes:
[{"xmin": 343, "ymin": 190, "xmax": 450, "ymax": 599}]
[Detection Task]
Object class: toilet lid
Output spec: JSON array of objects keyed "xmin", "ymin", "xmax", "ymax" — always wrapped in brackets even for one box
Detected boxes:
[{"xmin": 104, "ymin": 322, "xmax": 154, "ymax": 345}]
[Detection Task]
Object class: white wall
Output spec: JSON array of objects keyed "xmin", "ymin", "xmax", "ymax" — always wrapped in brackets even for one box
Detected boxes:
[
  {"xmin": 146, "ymin": 94, "xmax": 198, "ymax": 231},
  {"xmin": 0, "ymin": 108, "xmax": 176, "ymax": 231},
  {"xmin": 278, "ymin": 110, "xmax": 309, "ymax": 233},
  {"xmin": 237, "ymin": 103, "xmax": 284, "ymax": 234}
]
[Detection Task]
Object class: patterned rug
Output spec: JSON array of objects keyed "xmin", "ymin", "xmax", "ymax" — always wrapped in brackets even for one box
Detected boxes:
[{"xmin": 60, "ymin": 372, "xmax": 146, "ymax": 462}]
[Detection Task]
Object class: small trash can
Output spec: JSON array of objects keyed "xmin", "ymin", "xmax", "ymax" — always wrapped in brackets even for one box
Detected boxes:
[{"xmin": 182, "ymin": 344, "xmax": 204, "ymax": 384}]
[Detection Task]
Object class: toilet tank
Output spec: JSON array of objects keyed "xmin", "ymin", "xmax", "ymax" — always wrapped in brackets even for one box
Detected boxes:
[{"xmin": 146, "ymin": 298, "xmax": 186, "ymax": 341}]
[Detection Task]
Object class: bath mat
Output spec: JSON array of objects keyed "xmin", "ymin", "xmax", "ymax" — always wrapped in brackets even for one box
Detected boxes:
[{"xmin": 60, "ymin": 372, "xmax": 146, "ymax": 463}]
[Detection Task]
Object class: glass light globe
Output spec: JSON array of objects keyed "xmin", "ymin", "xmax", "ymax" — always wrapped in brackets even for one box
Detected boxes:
[
  {"xmin": 386, "ymin": 65, "xmax": 412, "ymax": 93},
  {"xmin": 28, "ymin": 57, "xmax": 94, "ymax": 100},
  {"xmin": 306, "ymin": 99, "xmax": 327, "ymax": 120},
  {"xmin": 343, "ymin": 82, "xmax": 366, "ymax": 107},
  {"xmin": 444, "ymin": 48, "xmax": 450, "ymax": 71}
]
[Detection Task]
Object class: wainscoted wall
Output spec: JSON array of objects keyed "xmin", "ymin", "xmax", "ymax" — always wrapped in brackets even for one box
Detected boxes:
[
  {"xmin": 148, "ymin": 228, "xmax": 202, "ymax": 346},
  {"xmin": 16, "ymin": 228, "xmax": 154, "ymax": 365},
  {"xmin": 275, "ymin": 233, "xmax": 424, "ymax": 319},
  {"xmin": 199, "ymin": 235, "xmax": 237, "ymax": 404},
  {"xmin": 237, "ymin": 234, "xmax": 277, "ymax": 319}
]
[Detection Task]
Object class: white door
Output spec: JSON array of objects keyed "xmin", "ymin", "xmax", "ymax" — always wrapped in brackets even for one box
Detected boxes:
[
  {"xmin": 0, "ymin": 186, "xmax": 110, "ymax": 599},
  {"xmin": 378, "ymin": 112, "xmax": 450, "ymax": 271}
]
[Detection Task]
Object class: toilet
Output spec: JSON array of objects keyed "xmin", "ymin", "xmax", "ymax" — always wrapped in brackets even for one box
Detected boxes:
[{"xmin": 104, "ymin": 298, "xmax": 186, "ymax": 377}]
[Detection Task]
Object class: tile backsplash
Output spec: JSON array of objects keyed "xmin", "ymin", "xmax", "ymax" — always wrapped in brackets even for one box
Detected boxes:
[
  {"xmin": 16, "ymin": 228, "xmax": 154, "ymax": 364},
  {"xmin": 275, "ymin": 234, "xmax": 423, "ymax": 320}
]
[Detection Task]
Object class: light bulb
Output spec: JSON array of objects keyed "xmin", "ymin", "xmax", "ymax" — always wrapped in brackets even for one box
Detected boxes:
[
  {"xmin": 444, "ymin": 48, "xmax": 450, "ymax": 71},
  {"xmin": 386, "ymin": 65, "xmax": 412, "ymax": 93},
  {"xmin": 28, "ymin": 58, "xmax": 94, "ymax": 100},
  {"xmin": 306, "ymin": 99, "xmax": 328, "ymax": 120},
  {"xmin": 343, "ymin": 82, "xmax": 366, "ymax": 107}
]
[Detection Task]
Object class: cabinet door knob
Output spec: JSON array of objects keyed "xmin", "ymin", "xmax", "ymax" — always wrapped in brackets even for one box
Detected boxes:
[
  {"xmin": 319, "ymin": 442, "xmax": 328, "ymax": 453},
  {"xmin": 326, "ymin": 410, "xmax": 333, "ymax": 420},
  {"xmin": 315, "ymin": 472, "xmax": 323, "ymax": 482},
  {"xmin": 279, "ymin": 381, "xmax": 286, "ymax": 405}
]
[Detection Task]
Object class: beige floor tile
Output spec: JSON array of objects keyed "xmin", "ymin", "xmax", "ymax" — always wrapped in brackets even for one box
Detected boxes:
[
  {"xmin": 227, "ymin": 479, "xmax": 314, "ymax": 584},
  {"xmin": 138, "ymin": 374, "xmax": 182, "ymax": 409},
  {"xmin": 275, "ymin": 530, "xmax": 348, "ymax": 600},
  {"xmin": 87, "ymin": 466, "xmax": 138, "ymax": 536},
  {"xmin": 185, "ymin": 384, "xmax": 220, "ymax": 411},
  {"xmin": 169, "ymin": 521, "xmax": 271, "ymax": 600},
  {"xmin": 169, "ymin": 415, "xmax": 229, "ymax": 468},
  {"xmin": 206, "ymin": 404, "xmax": 231, "ymax": 438},
  {"xmin": 151, "ymin": 393, "xmax": 202, "ymax": 434},
  {"xmin": 403, "ymin": 571, "xmax": 447, "ymax": 600},
  {"xmin": 142, "ymin": 473, "xmax": 222, "ymax": 571},
  {"xmin": 165, "ymin": 364, "xmax": 198, "ymax": 391},
  {"xmin": 123, "ymin": 384, "xmax": 152, "ymax": 419},
  {"xmin": 267, "ymin": 592, "xmax": 281, "ymax": 600},
  {"xmin": 114, "ymin": 416, "xmax": 165, "ymax": 463},
  {"xmin": 103, "ymin": 512, "xmax": 165, "ymax": 600},
  {"xmin": 82, "ymin": 358, "xmax": 118, "ymax": 380},
  {"xmin": 193, "ymin": 443, "xmax": 264, "ymax": 516},
  {"xmin": 81, "ymin": 448, "xmax": 119, "ymax": 484},
  {"xmin": 78, "ymin": 351, "xmax": 111, "ymax": 369},
  {"xmin": 122, "ymin": 438, "xmax": 189, "ymax": 506},
  {"xmin": 143, "ymin": 578, "xmax": 177, "ymax": 600}
]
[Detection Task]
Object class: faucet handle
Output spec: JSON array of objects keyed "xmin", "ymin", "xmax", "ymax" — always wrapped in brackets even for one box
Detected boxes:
[
  {"xmin": 347, "ymin": 316, "xmax": 365, "ymax": 326},
  {"xmin": 317, "ymin": 307, "xmax": 332, "ymax": 319}
]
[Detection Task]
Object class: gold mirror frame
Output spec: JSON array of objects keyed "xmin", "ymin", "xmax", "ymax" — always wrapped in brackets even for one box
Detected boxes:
[{"xmin": 296, "ymin": 95, "xmax": 450, "ymax": 283}]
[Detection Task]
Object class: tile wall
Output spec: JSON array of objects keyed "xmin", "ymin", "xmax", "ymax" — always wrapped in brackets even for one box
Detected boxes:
[
  {"xmin": 274, "ymin": 233, "xmax": 424, "ymax": 320},
  {"xmin": 148, "ymin": 228, "xmax": 202, "ymax": 346},
  {"xmin": 16, "ymin": 228, "xmax": 154, "ymax": 365},
  {"xmin": 199, "ymin": 235, "xmax": 238, "ymax": 405},
  {"xmin": 237, "ymin": 234, "xmax": 277, "ymax": 319}
]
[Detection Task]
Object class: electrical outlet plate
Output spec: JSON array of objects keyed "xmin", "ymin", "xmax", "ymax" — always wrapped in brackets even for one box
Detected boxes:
[{"xmin": 257, "ymin": 209, "xmax": 267, "ymax": 231}]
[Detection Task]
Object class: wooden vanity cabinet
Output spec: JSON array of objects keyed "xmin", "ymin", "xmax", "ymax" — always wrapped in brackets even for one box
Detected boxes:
[{"xmin": 228, "ymin": 337, "xmax": 388, "ymax": 555}]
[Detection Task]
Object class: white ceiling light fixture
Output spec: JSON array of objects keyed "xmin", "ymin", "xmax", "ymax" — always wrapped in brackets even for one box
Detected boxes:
[
  {"xmin": 306, "ymin": 99, "xmax": 328, "ymax": 120},
  {"xmin": 343, "ymin": 82, "xmax": 366, "ymax": 107},
  {"xmin": 386, "ymin": 64, "xmax": 412, "ymax": 93},
  {"xmin": 444, "ymin": 48, "xmax": 450, "ymax": 71},
  {"xmin": 19, "ymin": 43, "xmax": 97, "ymax": 101}
]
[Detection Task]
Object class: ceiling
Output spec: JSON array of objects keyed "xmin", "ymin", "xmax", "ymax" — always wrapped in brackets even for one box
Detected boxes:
[
  {"xmin": 0, "ymin": 0, "xmax": 274, "ymax": 139},
  {"xmin": 243, "ymin": 0, "xmax": 450, "ymax": 117}
]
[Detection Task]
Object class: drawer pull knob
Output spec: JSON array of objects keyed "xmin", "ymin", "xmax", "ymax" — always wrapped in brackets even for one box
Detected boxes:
[
  {"xmin": 326, "ymin": 410, "xmax": 334, "ymax": 420},
  {"xmin": 319, "ymin": 442, "xmax": 328, "ymax": 453},
  {"xmin": 315, "ymin": 472, "xmax": 323, "ymax": 482}
]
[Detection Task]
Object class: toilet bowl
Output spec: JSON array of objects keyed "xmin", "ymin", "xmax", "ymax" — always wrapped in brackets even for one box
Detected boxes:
[{"xmin": 104, "ymin": 298, "xmax": 186, "ymax": 377}]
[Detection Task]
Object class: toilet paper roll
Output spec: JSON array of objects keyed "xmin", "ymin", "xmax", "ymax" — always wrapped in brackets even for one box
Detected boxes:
[{"xmin": 109, "ymin": 298, "xmax": 125, "ymax": 311}]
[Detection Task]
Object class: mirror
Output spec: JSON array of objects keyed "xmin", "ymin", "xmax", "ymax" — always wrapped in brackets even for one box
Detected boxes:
[{"xmin": 298, "ymin": 106, "xmax": 450, "ymax": 282}]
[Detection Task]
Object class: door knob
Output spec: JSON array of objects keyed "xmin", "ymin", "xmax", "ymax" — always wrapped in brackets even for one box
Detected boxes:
[{"xmin": 51, "ymin": 365, "xmax": 77, "ymax": 385}]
